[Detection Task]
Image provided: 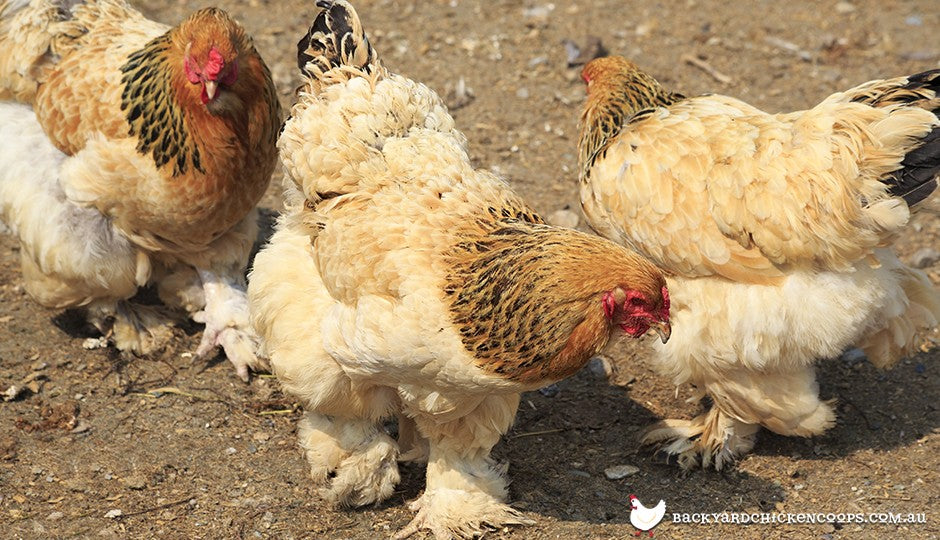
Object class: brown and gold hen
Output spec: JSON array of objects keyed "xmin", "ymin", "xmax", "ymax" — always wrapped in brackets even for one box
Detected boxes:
[
  {"xmin": 579, "ymin": 55, "xmax": 940, "ymax": 469},
  {"xmin": 0, "ymin": 0, "xmax": 281, "ymax": 379},
  {"xmin": 248, "ymin": 2, "xmax": 670, "ymax": 537}
]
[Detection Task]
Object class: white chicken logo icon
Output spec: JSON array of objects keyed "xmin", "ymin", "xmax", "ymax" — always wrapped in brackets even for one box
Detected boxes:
[{"xmin": 628, "ymin": 494, "xmax": 666, "ymax": 536}]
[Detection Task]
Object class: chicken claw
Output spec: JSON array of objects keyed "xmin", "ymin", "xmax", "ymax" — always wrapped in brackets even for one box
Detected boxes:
[
  {"xmin": 392, "ymin": 489, "xmax": 531, "ymax": 540},
  {"xmin": 194, "ymin": 269, "xmax": 267, "ymax": 381}
]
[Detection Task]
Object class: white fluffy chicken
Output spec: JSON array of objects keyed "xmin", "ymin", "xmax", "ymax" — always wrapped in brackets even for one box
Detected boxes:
[
  {"xmin": 578, "ymin": 56, "xmax": 940, "ymax": 469},
  {"xmin": 249, "ymin": 2, "xmax": 670, "ymax": 538}
]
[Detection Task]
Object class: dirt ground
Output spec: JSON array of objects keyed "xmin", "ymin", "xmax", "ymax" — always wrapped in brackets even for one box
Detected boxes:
[{"xmin": 2, "ymin": 0, "xmax": 939, "ymax": 538}]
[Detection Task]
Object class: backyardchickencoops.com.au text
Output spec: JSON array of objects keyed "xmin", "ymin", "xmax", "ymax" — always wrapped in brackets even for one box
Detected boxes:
[{"xmin": 671, "ymin": 512, "xmax": 927, "ymax": 525}]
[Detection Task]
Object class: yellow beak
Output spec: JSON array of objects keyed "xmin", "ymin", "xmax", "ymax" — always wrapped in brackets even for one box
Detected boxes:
[
  {"xmin": 204, "ymin": 80, "xmax": 218, "ymax": 101},
  {"xmin": 651, "ymin": 320, "xmax": 671, "ymax": 344}
]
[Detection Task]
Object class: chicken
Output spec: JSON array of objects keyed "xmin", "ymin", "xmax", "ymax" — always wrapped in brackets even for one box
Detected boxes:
[
  {"xmin": 0, "ymin": 0, "xmax": 281, "ymax": 380},
  {"xmin": 628, "ymin": 494, "xmax": 666, "ymax": 536},
  {"xmin": 248, "ymin": 2, "xmax": 670, "ymax": 537},
  {"xmin": 578, "ymin": 55, "xmax": 940, "ymax": 469}
]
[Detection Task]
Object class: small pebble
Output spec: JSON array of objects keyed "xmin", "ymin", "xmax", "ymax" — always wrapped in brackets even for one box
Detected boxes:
[
  {"xmin": 568, "ymin": 469, "xmax": 591, "ymax": 478},
  {"xmin": 538, "ymin": 384, "xmax": 559, "ymax": 397},
  {"xmin": 82, "ymin": 337, "xmax": 108, "ymax": 350},
  {"xmin": 840, "ymin": 348, "xmax": 867, "ymax": 365},
  {"xmin": 122, "ymin": 474, "xmax": 147, "ymax": 490},
  {"xmin": 835, "ymin": 2, "xmax": 855, "ymax": 13},
  {"xmin": 515, "ymin": 87, "xmax": 530, "ymax": 99},
  {"xmin": 528, "ymin": 56, "xmax": 548, "ymax": 67},
  {"xmin": 47, "ymin": 511, "xmax": 64, "ymax": 521},
  {"xmin": 604, "ymin": 464, "xmax": 640, "ymax": 480},
  {"xmin": 225, "ymin": 447, "xmax": 237, "ymax": 455},
  {"xmin": 905, "ymin": 15, "xmax": 923, "ymax": 26},
  {"xmin": 587, "ymin": 356, "xmax": 612, "ymax": 379},
  {"xmin": 104, "ymin": 509, "xmax": 123, "ymax": 519}
]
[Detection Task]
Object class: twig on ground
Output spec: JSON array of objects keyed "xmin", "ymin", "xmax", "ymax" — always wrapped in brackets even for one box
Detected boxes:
[{"xmin": 681, "ymin": 54, "xmax": 732, "ymax": 84}]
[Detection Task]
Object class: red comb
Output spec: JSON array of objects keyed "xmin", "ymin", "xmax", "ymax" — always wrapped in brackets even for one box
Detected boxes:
[{"xmin": 204, "ymin": 47, "xmax": 224, "ymax": 80}]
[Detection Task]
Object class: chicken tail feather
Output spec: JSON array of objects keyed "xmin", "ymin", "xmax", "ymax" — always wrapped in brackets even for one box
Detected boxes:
[
  {"xmin": 852, "ymin": 69, "xmax": 940, "ymax": 207},
  {"xmin": 297, "ymin": 0, "xmax": 377, "ymax": 80},
  {"xmin": 886, "ymin": 125, "xmax": 940, "ymax": 207}
]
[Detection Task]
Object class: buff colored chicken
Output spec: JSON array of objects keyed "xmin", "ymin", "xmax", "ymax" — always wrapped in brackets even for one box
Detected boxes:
[
  {"xmin": 248, "ymin": 2, "xmax": 670, "ymax": 537},
  {"xmin": 578, "ymin": 55, "xmax": 940, "ymax": 469},
  {"xmin": 0, "ymin": 0, "xmax": 281, "ymax": 380}
]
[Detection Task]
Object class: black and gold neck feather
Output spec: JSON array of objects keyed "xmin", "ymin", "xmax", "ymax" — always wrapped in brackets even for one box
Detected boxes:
[
  {"xmin": 120, "ymin": 32, "xmax": 203, "ymax": 177},
  {"xmin": 578, "ymin": 63, "xmax": 684, "ymax": 182}
]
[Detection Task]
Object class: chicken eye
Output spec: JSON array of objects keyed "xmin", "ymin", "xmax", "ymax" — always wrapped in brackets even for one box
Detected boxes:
[{"xmin": 220, "ymin": 61, "xmax": 239, "ymax": 86}]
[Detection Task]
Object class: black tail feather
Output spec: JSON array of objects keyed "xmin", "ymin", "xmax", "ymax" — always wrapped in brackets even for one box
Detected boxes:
[
  {"xmin": 886, "ymin": 126, "xmax": 940, "ymax": 207},
  {"xmin": 297, "ymin": 0, "xmax": 375, "ymax": 78},
  {"xmin": 855, "ymin": 69, "xmax": 940, "ymax": 206}
]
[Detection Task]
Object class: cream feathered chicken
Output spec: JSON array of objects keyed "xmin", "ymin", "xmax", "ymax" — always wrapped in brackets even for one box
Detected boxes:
[
  {"xmin": 248, "ymin": 2, "xmax": 670, "ymax": 537},
  {"xmin": 0, "ymin": 0, "xmax": 281, "ymax": 379},
  {"xmin": 578, "ymin": 56, "xmax": 940, "ymax": 469}
]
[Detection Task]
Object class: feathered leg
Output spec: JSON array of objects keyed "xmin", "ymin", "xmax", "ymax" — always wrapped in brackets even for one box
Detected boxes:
[
  {"xmin": 642, "ymin": 405, "xmax": 760, "ymax": 471},
  {"xmin": 299, "ymin": 411, "xmax": 401, "ymax": 507},
  {"xmin": 191, "ymin": 268, "xmax": 264, "ymax": 381},
  {"xmin": 247, "ymin": 211, "xmax": 401, "ymax": 504},
  {"xmin": 643, "ymin": 365, "xmax": 835, "ymax": 470},
  {"xmin": 857, "ymin": 262, "xmax": 940, "ymax": 368},
  {"xmin": 394, "ymin": 393, "xmax": 532, "ymax": 540},
  {"xmin": 170, "ymin": 211, "xmax": 266, "ymax": 381},
  {"xmin": 84, "ymin": 299, "xmax": 175, "ymax": 355}
]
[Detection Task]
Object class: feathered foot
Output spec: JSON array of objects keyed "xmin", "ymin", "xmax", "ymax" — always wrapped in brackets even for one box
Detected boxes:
[
  {"xmin": 642, "ymin": 406, "xmax": 759, "ymax": 471},
  {"xmin": 299, "ymin": 412, "xmax": 400, "ymax": 507},
  {"xmin": 393, "ymin": 489, "xmax": 530, "ymax": 540},
  {"xmin": 194, "ymin": 269, "xmax": 267, "ymax": 381},
  {"xmin": 393, "ymin": 450, "xmax": 532, "ymax": 539},
  {"xmin": 86, "ymin": 300, "xmax": 175, "ymax": 355}
]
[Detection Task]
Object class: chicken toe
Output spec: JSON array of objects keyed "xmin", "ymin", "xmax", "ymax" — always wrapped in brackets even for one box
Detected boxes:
[{"xmin": 193, "ymin": 269, "xmax": 266, "ymax": 381}]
